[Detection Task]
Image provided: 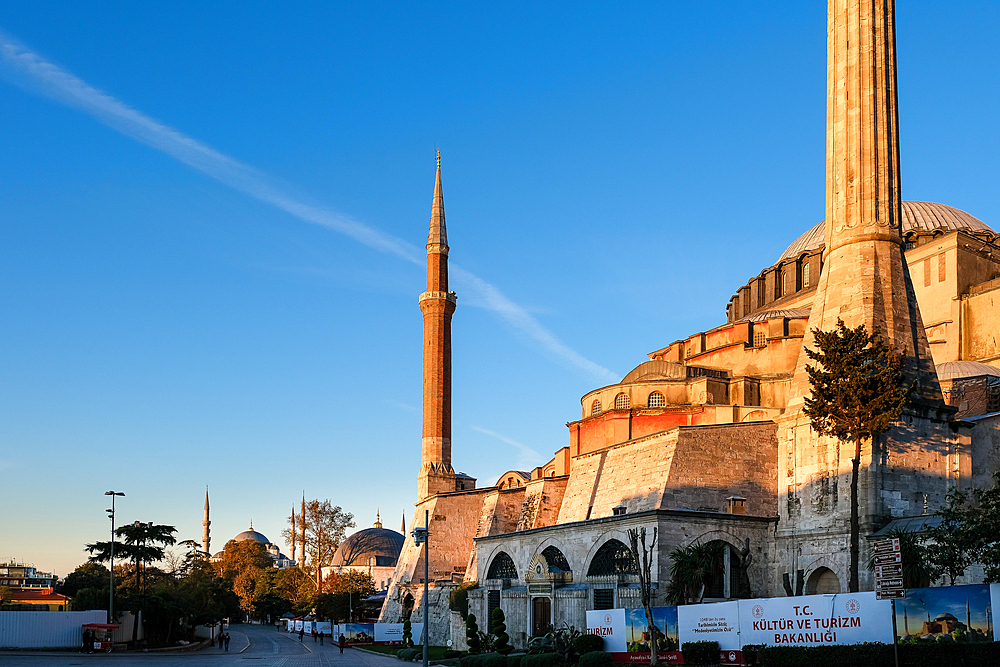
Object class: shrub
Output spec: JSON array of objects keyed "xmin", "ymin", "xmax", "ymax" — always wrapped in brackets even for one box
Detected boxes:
[
  {"xmin": 403, "ymin": 619, "xmax": 413, "ymax": 648},
  {"xmin": 493, "ymin": 608, "xmax": 513, "ymax": 656},
  {"xmin": 578, "ymin": 651, "xmax": 613, "ymax": 667},
  {"xmin": 450, "ymin": 583, "xmax": 479, "ymax": 618},
  {"xmin": 681, "ymin": 640, "xmax": 719, "ymax": 666},
  {"xmin": 741, "ymin": 644, "xmax": 765, "ymax": 667},
  {"xmin": 485, "ymin": 653, "xmax": 509, "ymax": 667},
  {"xmin": 397, "ymin": 648, "xmax": 422, "ymax": 662},
  {"xmin": 466, "ymin": 614, "xmax": 482, "ymax": 655},
  {"xmin": 506, "ymin": 654, "xmax": 524, "ymax": 667},
  {"xmin": 521, "ymin": 652, "xmax": 563, "ymax": 667},
  {"xmin": 574, "ymin": 634, "xmax": 604, "ymax": 655}
]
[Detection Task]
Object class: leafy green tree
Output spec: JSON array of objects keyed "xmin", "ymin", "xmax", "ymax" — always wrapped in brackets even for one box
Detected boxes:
[
  {"xmin": 274, "ymin": 565, "xmax": 315, "ymax": 615},
  {"xmin": 465, "ymin": 613, "xmax": 482, "ymax": 654},
  {"xmin": 492, "ymin": 607, "xmax": 512, "ymax": 655},
  {"xmin": 667, "ymin": 541, "xmax": 724, "ymax": 605},
  {"xmin": 802, "ymin": 319, "xmax": 910, "ymax": 592},
  {"xmin": 0, "ymin": 585, "xmax": 12, "ymax": 605},
  {"xmin": 61, "ymin": 562, "xmax": 110, "ymax": 597},
  {"xmin": 927, "ymin": 471, "xmax": 1000, "ymax": 583},
  {"xmin": 281, "ymin": 499, "xmax": 354, "ymax": 593}
]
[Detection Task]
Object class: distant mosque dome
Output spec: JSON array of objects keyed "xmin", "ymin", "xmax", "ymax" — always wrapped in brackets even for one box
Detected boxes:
[
  {"xmin": 233, "ymin": 523, "xmax": 271, "ymax": 544},
  {"xmin": 212, "ymin": 521, "xmax": 293, "ymax": 568},
  {"xmin": 777, "ymin": 201, "xmax": 995, "ymax": 263},
  {"xmin": 331, "ymin": 513, "xmax": 405, "ymax": 568}
]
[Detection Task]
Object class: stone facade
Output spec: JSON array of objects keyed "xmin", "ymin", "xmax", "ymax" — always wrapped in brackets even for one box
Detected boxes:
[{"xmin": 381, "ymin": 0, "xmax": 1000, "ymax": 650}]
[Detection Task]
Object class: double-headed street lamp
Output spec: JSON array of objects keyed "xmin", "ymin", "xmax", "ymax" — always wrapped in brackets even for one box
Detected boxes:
[{"xmin": 105, "ymin": 491, "xmax": 125, "ymax": 624}]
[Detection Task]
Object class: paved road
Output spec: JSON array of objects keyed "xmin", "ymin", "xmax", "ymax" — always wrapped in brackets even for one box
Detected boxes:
[{"xmin": 0, "ymin": 624, "xmax": 402, "ymax": 667}]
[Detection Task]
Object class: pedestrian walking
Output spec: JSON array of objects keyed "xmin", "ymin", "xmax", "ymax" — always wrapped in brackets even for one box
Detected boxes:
[
  {"xmin": 218, "ymin": 631, "xmax": 224, "ymax": 648},
  {"xmin": 319, "ymin": 631, "xmax": 324, "ymax": 645},
  {"xmin": 299, "ymin": 627, "xmax": 304, "ymax": 642},
  {"xmin": 313, "ymin": 628, "xmax": 318, "ymax": 642},
  {"xmin": 224, "ymin": 632, "xmax": 231, "ymax": 651},
  {"xmin": 338, "ymin": 634, "xmax": 346, "ymax": 654}
]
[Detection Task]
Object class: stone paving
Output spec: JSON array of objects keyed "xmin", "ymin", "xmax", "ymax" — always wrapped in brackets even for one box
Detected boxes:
[{"xmin": 0, "ymin": 624, "xmax": 405, "ymax": 667}]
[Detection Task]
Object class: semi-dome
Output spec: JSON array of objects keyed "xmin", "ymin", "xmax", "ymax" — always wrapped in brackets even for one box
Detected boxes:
[
  {"xmin": 331, "ymin": 527, "xmax": 404, "ymax": 568},
  {"xmin": 935, "ymin": 360, "xmax": 1000, "ymax": 381},
  {"xmin": 777, "ymin": 201, "xmax": 994, "ymax": 263}
]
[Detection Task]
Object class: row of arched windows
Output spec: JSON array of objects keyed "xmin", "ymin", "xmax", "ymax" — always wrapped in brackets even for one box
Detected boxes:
[
  {"xmin": 590, "ymin": 392, "xmax": 665, "ymax": 416},
  {"xmin": 485, "ymin": 540, "xmax": 639, "ymax": 580}
]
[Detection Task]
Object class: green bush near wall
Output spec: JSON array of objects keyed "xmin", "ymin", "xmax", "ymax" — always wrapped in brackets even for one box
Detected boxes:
[
  {"xmin": 577, "ymin": 650, "xmax": 613, "ymax": 667},
  {"xmin": 574, "ymin": 635, "xmax": 605, "ymax": 655},
  {"xmin": 682, "ymin": 640, "xmax": 720, "ymax": 666},
  {"xmin": 520, "ymin": 652, "xmax": 563, "ymax": 667}
]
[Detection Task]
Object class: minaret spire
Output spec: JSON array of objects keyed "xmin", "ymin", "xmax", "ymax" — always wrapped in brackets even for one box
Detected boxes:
[
  {"xmin": 202, "ymin": 486, "xmax": 211, "ymax": 557},
  {"xmin": 418, "ymin": 150, "xmax": 458, "ymax": 500},
  {"xmin": 374, "ymin": 509, "xmax": 383, "ymax": 529},
  {"xmin": 299, "ymin": 493, "xmax": 306, "ymax": 565},
  {"xmin": 290, "ymin": 505, "xmax": 297, "ymax": 564},
  {"xmin": 401, "ymin": 510, "xmax": 406, "ymax": 534}
]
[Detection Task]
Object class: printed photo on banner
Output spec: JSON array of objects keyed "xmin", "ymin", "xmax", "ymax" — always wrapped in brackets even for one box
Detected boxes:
[
  {"xmin": 894, "ymin": 584, "xmax": 992, "ymax": 643},
  {"xmin": 626, "ymin": 606, "xmax": 679, "ymax": 653}
]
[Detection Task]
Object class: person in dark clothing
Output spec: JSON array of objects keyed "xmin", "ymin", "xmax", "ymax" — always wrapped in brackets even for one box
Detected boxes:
[
  {"xmin": 223, "ymin": 632, "xmax": 230, "ymax": 651},
  {"xmin": 338, "ymin": 634, "xmax": 346, "ymax": 653},
  {"xmin": 313, "ymin": 628, "xmax": 318, "ymax": 642},
  {"xmin": 319, "ymin": 631, "xmax": 324, "ymax": 645},
  {"xmin": 299, "ymin": 628, "xmax": 305, "ymax": 641}
]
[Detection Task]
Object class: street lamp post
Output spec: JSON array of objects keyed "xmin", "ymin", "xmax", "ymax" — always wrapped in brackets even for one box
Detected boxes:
[
  {"xmin": 412, "ymin": 510, "xmax": 429, "ymax": 667},
  {"xmin": 104, "ymin": 491, "xmax": 125, "ymax": 625}
]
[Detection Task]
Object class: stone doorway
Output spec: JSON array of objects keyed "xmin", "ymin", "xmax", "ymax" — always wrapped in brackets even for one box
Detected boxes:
[{"xmin": 532, "ymin": 597, "xmax": 551, "ymax": 636}]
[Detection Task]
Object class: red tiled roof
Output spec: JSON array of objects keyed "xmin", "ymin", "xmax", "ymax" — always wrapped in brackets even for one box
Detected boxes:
[{"xmin": 11, "ymin": 588, "xmax": 70, "ymax": 603}]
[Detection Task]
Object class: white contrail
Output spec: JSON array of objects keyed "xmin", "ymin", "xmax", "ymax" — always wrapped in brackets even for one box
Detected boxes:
[
  {"xmin": 471, "ymin": 426, "xmax": 544, "ymax": 470},
  {"xmin": 0, "ymin": 31, "xmax": 619, "ymax": 384}
]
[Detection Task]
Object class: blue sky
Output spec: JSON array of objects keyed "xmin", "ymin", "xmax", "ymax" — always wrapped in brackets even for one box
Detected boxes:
[{"xmin": 1, "ymin": 2, "xmax": 997, "ymax": 578}]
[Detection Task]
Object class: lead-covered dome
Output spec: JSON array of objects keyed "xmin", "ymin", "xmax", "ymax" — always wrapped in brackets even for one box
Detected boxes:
[
  {"xmin": 935, "ymin": 361, "xmax": 1000, "ymax": 381},
  {"xmin": 778, "ymin": 201, "xmax": 993, "ymax": 263},
  {"xmin": 331, "ymin": 527, "xmax": 404, "ymax": 568},
  {"xmin": 233, "ymin": 528, "xmax": 270, "ymax": 544}
]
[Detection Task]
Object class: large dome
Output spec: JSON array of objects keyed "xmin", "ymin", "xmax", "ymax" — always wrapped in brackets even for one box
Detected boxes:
[
  {"xmin": 233, "ymin": 528, "xmax": 270, "ymax": 544},
  {"xmin": 778, "ymin": 201, "xmax": 993, "ymax": 263},
  {"xmin": 935, "ymin": 361, "xmax": 1000, "ymax": 381},
  {"xmin": 331, "ymin": 527, "xmax": 405, "ymax": 568}
]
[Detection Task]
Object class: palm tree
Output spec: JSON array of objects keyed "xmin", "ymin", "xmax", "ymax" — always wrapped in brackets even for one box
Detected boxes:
[
  {"xmin": 667, "ymin": 541, "xmax": 724, "ymax": 604},
  {"xmin": 87, "ymin": 522, "xmax": 176, "ymax": 643}
]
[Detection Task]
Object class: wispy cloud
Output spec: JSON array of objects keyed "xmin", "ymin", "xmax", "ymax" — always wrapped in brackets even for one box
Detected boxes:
[
  {"xmin": 471, "ymin": 426, "xmax": 545, "ymax": 472},
  {"xmin": 0, "ymin": 30, "xmax": 619, "ymax": 384}
]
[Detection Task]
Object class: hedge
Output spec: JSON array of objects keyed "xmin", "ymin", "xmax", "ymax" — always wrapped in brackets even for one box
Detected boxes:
[
  {"xmin": 578, "ymin": 650, "xmax": 613, "ymax": 667},
  {"xmin": 574, "ymin": 635, "xmax": 605, "ymax": 655},
  {"xmin": 397, "ymin": 648, "xmax": 422, "ymax": 661},
  {"xmin": 520, "ymin": 652, "xmax": 563, "ymax": 667},
  {"xmin": 682, "ymin": 641, "xmax": 720, "ymax": 666},
  {"xmin": 753, "ymin": 641, "xmax": 1000, "ymax": 667}
]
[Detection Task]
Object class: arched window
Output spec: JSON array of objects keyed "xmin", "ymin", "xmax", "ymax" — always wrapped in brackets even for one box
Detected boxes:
[
  {"xmin": 541, "ymin": 546, "xmax": 571, "ymax": 573},
  {"xmin": 587, "ymin": 539, "xmax": 638, "ymax": 576},
  {"xmin": 614, "ymin": 393, "xmax": 630, "ymax": 410},
  {"xmin": 591, "ymin": 399, "xmax": 602, "ymax": 416},
  {"xmin": 486, "ymin": 551, "xmax": 518, "ymax": 580},
  {"xmin": 648, "ymin": 391, "xmax": 665, "ymax": 408},
  {"xmin": 802, "ymin": 262, "xmax": 811, "ymax": 288}
]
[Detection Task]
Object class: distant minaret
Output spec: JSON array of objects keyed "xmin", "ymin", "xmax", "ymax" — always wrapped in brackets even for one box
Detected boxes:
[
  {"xmin": 290, "ymin": 505, "xmax": 297, "ymax": 564},
  {"xmin": 967, "ymin": 599, "xmax": 971, "ymax": 631},
  {"xmin": 374, "ymin": 509, "xmax": 383, "ymax": 529},
  {"xmin": 202, "ymin": 486, "xmax": 211, "ymax": 556},
  {"xmin": 401, "ymin": 511, "xmax": 406, "ymax": 534},
  {"xmin": 299, "ymin": 493, "xmax": 306, "ymax": 564},
  {"xmin": 904, "ymin": 607, "xmax": 909, "ymax": 635},
  {"xmin": 418, "ymin": 150, "xmax": 458, "ymax": 500}
]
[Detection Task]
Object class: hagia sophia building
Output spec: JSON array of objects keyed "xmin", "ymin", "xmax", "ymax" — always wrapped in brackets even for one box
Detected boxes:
[{"xmin": 377, "ymin": 0, "xmax": 1000, "ymax": 650}]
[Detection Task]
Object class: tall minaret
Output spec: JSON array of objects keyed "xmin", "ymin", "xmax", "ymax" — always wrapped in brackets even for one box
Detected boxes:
[
  {"xmin": 202, "ymin": 486, "xmax": 211, "ymax": 556},
  {"xmin": 401, "ymin": 510, "xmax": 406, "ymax": 534},
  {"xmin": 290, "ymin": 505, "xmax": 297, "ymax": 564},
  {"xmin": 417, "ymin": 150, "xmax": 458, "ymax": 500},
  {"xmin": 299, "ymin": 493, "xmax": 306, "ymax": 565},
  {"xmin": 775, "ymin": 0, "xmax": 954, "ymax": 595},
  {"xmin": 785, "ymin": 0, "xmax": 939, "ymax": 406}
]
